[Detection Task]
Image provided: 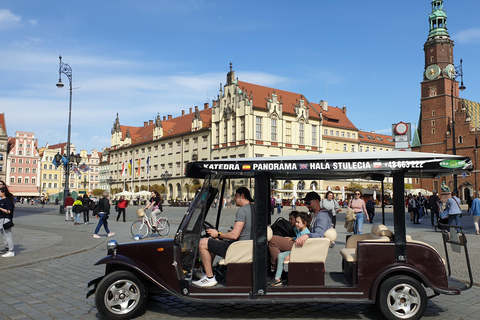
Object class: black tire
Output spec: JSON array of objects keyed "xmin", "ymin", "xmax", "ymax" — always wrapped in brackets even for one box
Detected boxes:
[
  {"xmin": 156, "ymin": 218, "xmax": 170, "ymax": 236},
  {"xmin": 131, "ymin": 219, "xmax": 149, "ymax": 238},
  {"xmin": 95, "ymin": 270, "xmax": 148, "ymax": 320},
  {"xmin": 377, "ymin": 275, "xmax": 427, "ymax": 320}
]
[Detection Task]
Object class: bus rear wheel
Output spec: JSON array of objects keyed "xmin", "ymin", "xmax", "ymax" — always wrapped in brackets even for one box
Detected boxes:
[{"xmin": 378, "ymin": 275, "xmax": 427, "ymax": 320}]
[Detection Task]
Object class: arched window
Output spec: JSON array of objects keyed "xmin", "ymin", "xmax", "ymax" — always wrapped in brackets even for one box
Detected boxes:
[{"xmin": 458, "ymin": 136, "xmax": 464, "ymax": 144}]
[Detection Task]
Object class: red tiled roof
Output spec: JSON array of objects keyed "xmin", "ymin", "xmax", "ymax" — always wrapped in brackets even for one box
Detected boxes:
[
  {"xmin": 316, "ymin": 104, "xmax": 358, "ymax": 131},
  {"xmin": 118, "ymin": 108, "xmax": 212, "ymax": 147},
  {"xmin": 237, "ymin": 81, "xmax": 321, "ymax": 120},
  {"xmin": 358, "ymin": 131, "xmax": 395, "ymax": 146}
]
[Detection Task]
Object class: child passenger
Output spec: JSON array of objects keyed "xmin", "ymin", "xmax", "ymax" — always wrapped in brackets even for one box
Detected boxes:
[{"xmin": 271, "ymin": 211, "xmax": 310, "ymax": 286}]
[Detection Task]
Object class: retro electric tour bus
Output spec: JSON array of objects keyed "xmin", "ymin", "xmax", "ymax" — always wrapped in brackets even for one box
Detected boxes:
[{"xmin": 88, "ymin": 151, "xmax": 473, "ymax": 320}]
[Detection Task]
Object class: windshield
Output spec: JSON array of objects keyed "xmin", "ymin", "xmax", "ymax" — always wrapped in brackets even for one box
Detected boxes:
[{"xmin": 177, "ymin": 175, "xmax": 222, "ymax": 281}]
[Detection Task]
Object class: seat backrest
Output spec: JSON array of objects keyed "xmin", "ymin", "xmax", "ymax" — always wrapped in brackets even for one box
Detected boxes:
[
  {"xmin": 223, "ymin": 240, "xmax": 253, "ymax": 264},
  {"xmin": 324, "ymin": 228, "xmax": 337, "ymax": 243},
  {"xmin": 289, "ymin": 238, "xmax": 331, "ymax": 263},
  {"xmin": 371, "ymin": 223, "xmax": 393, "ymax": 239}
]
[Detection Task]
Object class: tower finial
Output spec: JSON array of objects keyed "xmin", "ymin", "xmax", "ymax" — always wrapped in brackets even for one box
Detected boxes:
[
  {"xmin": 428, "ymin": 0, "xmax": 449, "ymax": 39},
  {"xmin": 229, "ymin": 61, "xmax": 233, "ymax": 71}
]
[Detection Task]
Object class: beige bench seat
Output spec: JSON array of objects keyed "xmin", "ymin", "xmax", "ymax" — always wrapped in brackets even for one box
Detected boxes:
[{"xmin": 340, "ymin": 224, "xmax": 392, "ymax": 263}]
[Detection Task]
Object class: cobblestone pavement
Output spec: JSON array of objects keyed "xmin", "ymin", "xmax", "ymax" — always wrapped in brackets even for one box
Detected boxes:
[{"xmin": 0, "ymin": 204, "xmax": 479, "ymax": 319}]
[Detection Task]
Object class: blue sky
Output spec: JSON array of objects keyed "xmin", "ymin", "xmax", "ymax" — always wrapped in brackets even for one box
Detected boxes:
[{"xmin": 1, "ymin": 0, "xmax": 479, "ymax": 153}]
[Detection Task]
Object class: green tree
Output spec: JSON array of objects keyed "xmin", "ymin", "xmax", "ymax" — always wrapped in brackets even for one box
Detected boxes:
[
  {"xmin": 284, "ymin": 183, "xmax": 294, "ymax": 190},
  {"xmin": 92, "ymin": 189, "xmax": 104, "ymax": 197}
]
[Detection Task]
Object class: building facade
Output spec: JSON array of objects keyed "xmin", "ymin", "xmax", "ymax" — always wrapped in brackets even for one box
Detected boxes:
[
  {"xmin": 5, "ymin": 131, "xmax": 41, "ymax": 198},
  {"xmin": 412, "ymin": 0, "xmax": 480, "ymax": 200},
  {"xmin": 109, "ymin": 106, "xmax": 211, "ymax": 200}
]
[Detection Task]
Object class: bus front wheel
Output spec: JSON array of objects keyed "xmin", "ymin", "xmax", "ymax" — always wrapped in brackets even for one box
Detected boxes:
[{"xmin": 377, "ymin": 275, "xmax": 427, "ymax": 320}]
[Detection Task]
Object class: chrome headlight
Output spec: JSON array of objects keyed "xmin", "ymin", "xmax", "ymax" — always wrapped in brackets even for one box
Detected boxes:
[{"xmin": 107, "ymin": 240, "xmax": 118, "ymax": 256}]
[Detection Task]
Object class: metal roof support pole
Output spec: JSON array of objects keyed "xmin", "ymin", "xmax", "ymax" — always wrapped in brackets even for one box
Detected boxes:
[
  {"xmin": 393, "ymin": 170, "xmax": 407, "ymax": 262},
  {"xmin": 253, "ymin": 172, "xmax": 269, "ymax": 298}
]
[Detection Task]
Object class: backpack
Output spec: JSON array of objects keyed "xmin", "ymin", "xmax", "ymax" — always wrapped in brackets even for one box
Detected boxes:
[
  {"xmin": 270, "ymin": 217, "xmax": 295, "ymax": 237},
  {"xmin": 89, "ymin": 200, "xmax": 96, "ymax": 211},
  {"xmin": 366, "ymin": 200, "xmax": 375, "ymax": 213}
]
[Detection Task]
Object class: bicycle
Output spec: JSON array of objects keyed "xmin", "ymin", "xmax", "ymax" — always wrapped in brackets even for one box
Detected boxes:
[{"xmin": 130, "ymin": 208, "xmax": 170, "ymax": 238}]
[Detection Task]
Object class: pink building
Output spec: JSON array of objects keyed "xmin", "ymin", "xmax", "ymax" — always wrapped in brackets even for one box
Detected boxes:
[{"xmin": 6, "ymin": 131, "xmax": 41, "ymax": 198}]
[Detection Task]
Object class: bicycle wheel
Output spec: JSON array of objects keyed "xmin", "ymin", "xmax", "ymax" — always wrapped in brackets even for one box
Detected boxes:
[
  {"xmin": 155, "ymin": 217, "xmax": 170, "ymax": 236},
  {"xmin": 131, "ymin": 219, "xmax": 150, "ymax": 238}
]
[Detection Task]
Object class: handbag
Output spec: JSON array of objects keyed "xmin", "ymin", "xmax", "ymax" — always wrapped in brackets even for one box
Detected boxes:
[{"xmin": 3, "ymin": 219, "xmax": 14, "ymax": 230}]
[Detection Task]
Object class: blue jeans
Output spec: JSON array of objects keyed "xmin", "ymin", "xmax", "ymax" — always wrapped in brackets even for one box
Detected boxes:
[
  {"xmin": 276, "ymin": 204, "xmax": 281, "ymax": 214},
  {"xmin": 74, "ymin": 213, "xmax": 81, "ymax": 224},
  {"xmin": 275, "ymin": 251, "xmax": 290, "ymax": 279},
  {"xmin": 94, "ymin": 213, "xmax": 111, "ymax": 235},
  {"xmin": 353, "ymin": 212, "xmax": 364, "ymax": 234},
  {"xmin": 447, "ymin": 214, "xmax": 461, "ymax": 233}
]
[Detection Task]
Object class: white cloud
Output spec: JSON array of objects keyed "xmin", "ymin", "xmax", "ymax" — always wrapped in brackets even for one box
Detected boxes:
[
  {"xmin": 29, "ymin": 19, "xmax": 37, "ymax": 26},
  {"xmin": 0, "ymin": 9, "xmax": 21, "ymax": 30},
  {"xmin": 454, "ymin": 28, "xmax": 480, "ymax": 44}
]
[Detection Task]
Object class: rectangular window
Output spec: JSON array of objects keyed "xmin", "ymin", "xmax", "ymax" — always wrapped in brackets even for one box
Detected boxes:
[
  {"xmin": 11, "ymin": 168, "xmax": 15, "ymax": 173},
  {"xmin": 231, "ymin": 120, "xmax": 236, "ymax": 142},
  {"xmin": 343, "ymin": 144, "xmax": 347, "ymax": 151},
  {"xmin": 330, "ymin": 130, "xmax": 333, "ymax": 135},
  {"xmin": 286, "ymin": 121, "xmax": 292, "ymax": 143},
  {"xmin": 168, "ymin": 143, "xmax": 173, "ymax": 155},
  {"xmin": 176, "ymin": 162, "xmax": 181, "ymax": 175},
  {"xmin": 215, "ymin": 124, "xmax": 219, "ymax": 144},
  {"xmin": 161, "ymin": 144, "xmax": 165, "ymax": 156},
  {"xmin": 299, "ymin": 122, "xmax": 304, "ymax": 144},
  {"xmin": 193, "ymin": 138, "xmax": 198, "ymax": 150},
  {"xmin": 224, "ymin": 120, "xmax": 228, "ymax": 143},
  {"xmin": 176, "ymin": 141, "xmax": 181, "ymax": 153},
  {"xmin": 324, "ymin": 129, "xmax": 328, "ymax": 135},
  {"xmin": 202, "ymin": 136, "xmax": 208, "ymax": 149},
  {"xmin": 185, "ymin": 139, "xmax": 189, "ymax": 152},
  {"xmin": 312, "ymin": 125, "xmax": 317, "ymax": 146},
  {"xmin": 255, "ymin": 117, "xmax": 262, "ymax": 140},
  {"xmin": 271, "ymin": 117, "xmax": 277, "ymax": 141},
  {"xmin": 18, "ymin": 168, "xmax": 23, "ymax": 173},
  {"xmin": 360, "ymin": 146, "xmax": 363, "ymax": 152},
  {"xmin": 240, "ymin": 117, "xmax": 245, "ymax": 140},
  {"xmin": 351, "ymin": 145, "xmax": 355, "ymax": 152}
]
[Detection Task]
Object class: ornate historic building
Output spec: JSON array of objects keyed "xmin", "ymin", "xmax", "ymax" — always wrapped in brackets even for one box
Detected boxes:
[
  {"xmin": 5, "ymin": 131, "xmax": 41, "ymax": 198},
  {"xmin": 412, "ymin": 0, "xmax": 480, "ymax": 200}
]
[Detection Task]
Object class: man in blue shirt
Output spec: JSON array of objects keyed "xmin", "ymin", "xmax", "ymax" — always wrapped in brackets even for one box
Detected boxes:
[{"xmin": 295, "ymin": 192, "xmax": 332, "ymax": 246}]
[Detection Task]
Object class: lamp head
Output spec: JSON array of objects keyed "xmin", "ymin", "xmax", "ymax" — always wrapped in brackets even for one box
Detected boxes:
[
  {"xmin": 56, "ymin": 80, "xmax": 64, "ymax": 88},
  {"xmin": 459, "ymin": 83, "xmax": 466, "ymax": 91}
]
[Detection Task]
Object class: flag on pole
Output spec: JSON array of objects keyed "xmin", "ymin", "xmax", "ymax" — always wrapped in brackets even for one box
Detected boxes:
[
  {"xmin": 71, "ymin": 165, "xmax": 82, "ymax": 178},
  {"xmin": 128, "ymin": 159, "xmax": 132, "ymax": 175},
  {"xmin": 121, "ymin": 162, "xmax": 127, "ymax": 177},
  {"xmin": 137, "ymin": 158, "xmax": 141, "ymax": 175},
  {"xmin": 78, "ymin": 163, "xmax": 90, "ymax": 173},
  {"xmin": 146, "ymin": 156, "xmax": 150, "ymax": 174}
]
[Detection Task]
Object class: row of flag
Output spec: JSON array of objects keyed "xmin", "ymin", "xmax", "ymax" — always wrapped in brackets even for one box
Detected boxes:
[{"xmin": 121, "ymin": 156, "xmax": 150, "ymax": 177}]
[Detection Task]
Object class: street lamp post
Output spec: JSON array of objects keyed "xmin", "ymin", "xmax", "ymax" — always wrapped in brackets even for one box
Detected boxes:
[
  {"xmin": 449, "ymin": 59, "xmax": 466, "ymax": 193},
  {"xmin": 54, "ymin": 152, "xmax": 81, "ymax": 213},
  {"xmin": 56, "ymin": 55, "xmax": 75, "ymax": 212},
  {"xmin": 161, "ymin": 170, "xmax": 172, "ymax": 199}
]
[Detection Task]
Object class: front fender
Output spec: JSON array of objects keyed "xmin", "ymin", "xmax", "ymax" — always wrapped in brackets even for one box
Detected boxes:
[{"xmin": 93, "ymin": 254, "xmax": 172, "ymax": 293}]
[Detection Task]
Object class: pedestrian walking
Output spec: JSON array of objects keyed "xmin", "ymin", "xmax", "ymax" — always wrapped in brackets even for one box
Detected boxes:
[
  {"xmin": 365, "ymin": 199, "xmax": 375, "ymax": 224},
  {"xmin": 64, "ymin": 193, "xmax": 74, "ymax": 221},
  {"xmin": 276, "ymin": 195, "xmax": 282, "ymax": 214},
  {"xmin": 81, "ymin": 194, "xmax": 91, "ymax": 224},
  {"xmin": 115, "ymin": 195, "xmax": 128, "ymax": 222},
  {"xmin": 349, "ymin": 190, "xmax": 369, "ymax": 234},
  {"xmin": 470, "ymin": 192, "xmax": 480, "ymax": 235},
  {"xmin": 429, "ymin": 190, "xmax": 440, "ymax": 227},
  {"xmin": 72, "ymin": 197, "xmax": 84, "ymax": 225},
  {"xmin": 93, "ymin": 192, "xmax": 114, "ymax": 238},
  {"xmin": 0, "ymin": 185, "xmax": 15, "ymax": 257}
]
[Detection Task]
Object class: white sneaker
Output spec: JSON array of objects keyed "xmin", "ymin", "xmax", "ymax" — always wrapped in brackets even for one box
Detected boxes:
[
  {"xmin": 192, "ymin": 276, "xmax": 217, "ymax": 287},
  {"xmin": 93, "ymin": 234, "xmax": 101, "ymax": 239},
  {"xmin": 108, "ymin": 232, "xmax": 115, "ymax": 237},
  {"xmin": 2, "ymin": 251, "xmax": 15, "ymax": 258}
]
